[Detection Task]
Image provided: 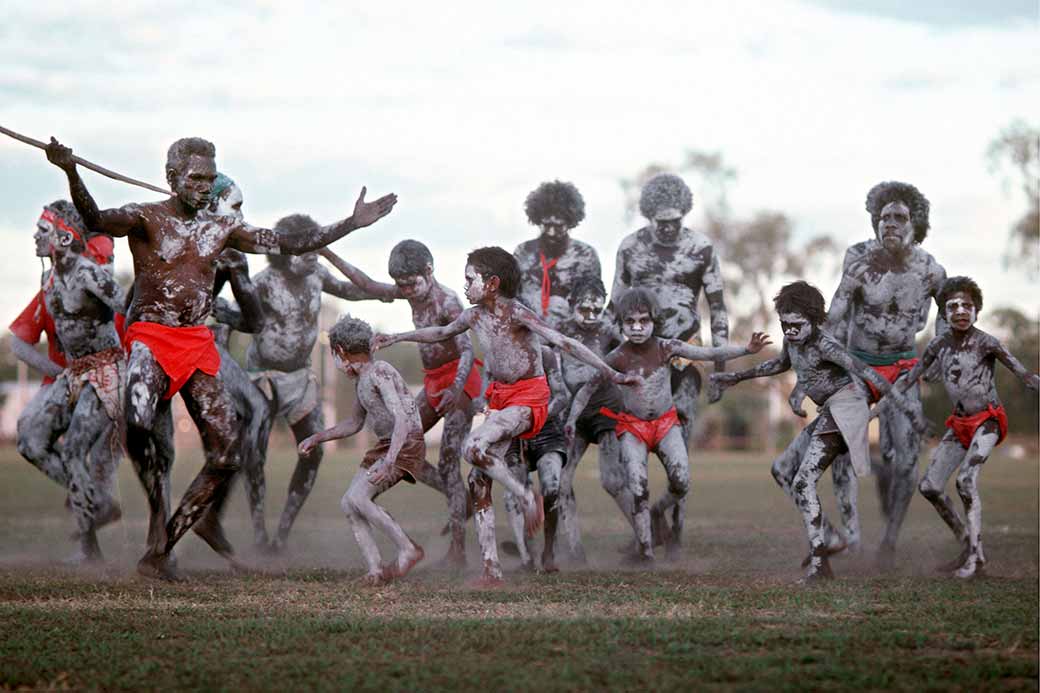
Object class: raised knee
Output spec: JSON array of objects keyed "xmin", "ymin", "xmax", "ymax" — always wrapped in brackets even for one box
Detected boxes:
[
  {"xmin": 667, "ymin": 476, "xmax": 689, "ymax": 498},
  {"xmin": 918, "ymin": 478, "xmax": 942, "ymax": 500},
  {"xmin": 463, "ymin": 441, "xmax": 484, "ymax": 467},
  {"xmin": 16, "ymin": 435, "xmax": 43, "ymax": 462}
]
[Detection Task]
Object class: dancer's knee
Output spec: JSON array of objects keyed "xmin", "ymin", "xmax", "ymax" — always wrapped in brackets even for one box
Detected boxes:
[{"xmin": 918, "ymin": 476, "xmax": 943, "ymax": 501}]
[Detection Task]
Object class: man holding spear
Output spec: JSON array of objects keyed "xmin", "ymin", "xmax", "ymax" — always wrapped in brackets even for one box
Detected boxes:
[{"xmin": 43, "ymin": 135, "xmax": 397, "ymax": 580}]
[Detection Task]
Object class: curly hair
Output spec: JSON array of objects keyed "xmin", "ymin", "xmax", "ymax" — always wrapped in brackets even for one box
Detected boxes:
[
  {"xmin": 166, "ymin": 137, "xmax": 216, "ymax": 173},
  {"xmin": 639, "ymin": 173, "xmax": 693, "ymax": 221},
  {"xmin": 614, "ymin": 287, "xmax": 661, "ymax": 332},
  {"xmin": 773, "ymin": 281, "xmax": 827, "ymax": 325},
  {"xmin": 938, "ymin": 276, "xmax": 983, "ymax": 314},
  {"xmin": 865, "ymin": 181, "xmax": 930, "ymax": 243},
  {"xmin": 568, "ymin": 275, "xmax": 606, "ymax": 305},
  {"xmin": 328, "ymin": 315, "xmax": 373, "ymax": 354},
  {"xmin": 388, "ymin": 240, "xmax": 434, "ymax": 279},
  {"xmin": 524, "ymin": 180, "xmax": 586, "ymax": 228},
  {"xmin": 466, "ymin": 246, "xmax": 520, "ymax": 299}
]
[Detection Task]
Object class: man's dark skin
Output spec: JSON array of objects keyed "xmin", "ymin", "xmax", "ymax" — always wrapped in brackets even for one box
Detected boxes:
[{"xmin": 45, "ymin": 136, "xmax": 396, "ymax": 580}]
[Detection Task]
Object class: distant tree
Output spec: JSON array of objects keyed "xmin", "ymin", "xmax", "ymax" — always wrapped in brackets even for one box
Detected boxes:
[{"xmin": 987, "ymin": 120, "xmax": 1039, "ymax": 277}]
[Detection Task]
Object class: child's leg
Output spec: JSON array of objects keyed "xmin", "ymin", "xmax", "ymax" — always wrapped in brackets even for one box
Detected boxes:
[
  {"xmin": 438, "ymin": 407, "xmax": 472, "ymax": 562},
  {"xmin": 557, "ymin": 434, "xmax": 589, "ymax": 562},
  {"xmin": 341, "ymin": 474, "xmax": 382, "ymax": 579},
  {"xmin": 954, "ymin": 420, "xmax": 1000, "ymax": 578},
  {"xmin": 597, "ymin": 433, "xmax": 636, "ymax": 532},
  {"xmin": 774, "ymin": 424, "xmax": 845, "ymax": 554},
  {"xmin": 918, "ymin": 431, "xmax": 968, "ymax": 547},
  {"xmin": 793, "ymin": 431, "xmax": 847, "ymax": 579},
  {"xmin": 830, "ymin": 453, "xmax": 861, "ymax": 550},
  {"xmin": 651, "ymin": 427, "xmax": 690, "ymax": 560},
  {"xmin": 536, "ymin": 451, "xmax": 564, "ymax": 572},
  {"xmin": 342, "ymin": 467, "xmax": 421, "ymax": 579},
  {"xmin": 619, "ymin": 433, "xmax": 653, "ymax": 561},
  {"xmin": 503, "ymin": 442, "xmax": 534, "ymax": 569}
]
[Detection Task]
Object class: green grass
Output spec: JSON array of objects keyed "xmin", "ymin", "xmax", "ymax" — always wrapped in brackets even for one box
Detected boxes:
[{"xmin": 0, "ymin": 442, "xmax": 1037, "ymax": 691}]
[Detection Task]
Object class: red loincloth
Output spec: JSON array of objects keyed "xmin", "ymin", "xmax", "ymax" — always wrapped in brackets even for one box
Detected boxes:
[
  {"xmin": 865, "ymin": 358, "xmax": 919, "ymax": 402},
  {"xmin": 123, "ymin": 321, "xmax": 221, "ymax": 399},
  {"xmin": 9, "ymin": 291, "xmax": 66, "ymax": 385},
  {"xmin": 600, "ymin": 406, "xmax": 680, "ymax": 451},
  {"xmin": 423, "ymin": 358, "xmax": 483, "ymax": 410},
  {"xmin": 485, "ymin": 375, "xmax": 550, "ymax": 440},
  {"xmin": 945, "ymin": 404, "xmax": 1008, "ymax": 450}
]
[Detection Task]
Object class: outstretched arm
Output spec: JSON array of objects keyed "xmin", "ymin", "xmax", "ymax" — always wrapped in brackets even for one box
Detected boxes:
[
  {"xmin": 702, "ymin": 250, "xmax": 730, "ymax": 372},
  {"xmin": 80, "ymin": 262, "xmax": 127, "ymax": 315},
  {"xmin": 709, "ymin": 344, "xmax": 791, "ymax": 400},
  {"xmin": 431, "ymin": 298, "xmax": 478, "ymax": 416},
  {"xmin": 992, "ymin": 340, "xmax": 1040, "ymax": 392},
  {"xmin": 372, "ymin": 310, "xmax": 473, "ymax": 350},
  {"xmin": 318, "ymin": 248, "xmax": 400, "ymax": 301},
  {"xmin": 667, "ymin": 332, "xmax": 770, "ymax": 363},
  {"xmin": 520, "ymin": 311, "xmax": 637, "ymax": 385},
  {"xmin": 298, "ymin": 396, "xmax": 366, "ymax": 454},
  {"xmin": 228, "ymin": 187, "xmax": 397, "ymax": 255},
  {"xmin": 45, "ymin": 139, "xmax": 145, "ymax": 238},
  {"xmin": 319, "ymin": 265, "xmax": 382, "ymax": 302},
  {"xmin": 896, "ymin": 338, "xmax": 941, "ymax": 394},
  {"xmin": 10, "ymin": 334, "xmax": 63, "ymax": 379}
]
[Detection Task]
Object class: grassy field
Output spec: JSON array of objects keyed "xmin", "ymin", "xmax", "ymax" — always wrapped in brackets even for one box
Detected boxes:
[{"xmin": 0, "ymin": 441, "xmax": 1036, "ymax": 691}]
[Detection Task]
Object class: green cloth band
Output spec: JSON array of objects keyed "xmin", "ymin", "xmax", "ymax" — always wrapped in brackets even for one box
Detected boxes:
[{"xmin": 850, "ymin": 349, "xmax": 917, "ymax": 366}]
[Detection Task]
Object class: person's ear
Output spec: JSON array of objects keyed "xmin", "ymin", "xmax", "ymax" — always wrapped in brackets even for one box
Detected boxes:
[{"xmin": 486, "ymin": 275, "xmax": 501, "ymax": 294}]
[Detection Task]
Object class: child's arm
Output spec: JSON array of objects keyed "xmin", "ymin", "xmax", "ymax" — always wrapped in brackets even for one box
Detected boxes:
[
  {"xmin": 821, "ymin": 339, "xmax": 924, "ymax": 431},
  {"xmin": 541, "ymin": 345, "xmax": 569, "ymax": 418},
  {"xmin": 709, "ymin": 342, "xmax": 791, "ymax": 400},
  {"xmin": 894, "ymin": 337, "xmax": 941, "ymax": 394},
  {"xmin": 565, "ymin": 375, "xmax": 605, "ymax": 447},
  {"xmin": 298, "ymin": 397, "xmax": 366, "ymax": 454},
  {"xmin": 520, "ymin": 311, "xmax": 639, "ymax": 386},
  {"xmin": 787, "ymin": 382, "xmax": 808, "ymax": 418},
  {"xmin": 991, "ymin": 338, "xmax": 1040, "ymax": 392},
  {"xmin": 319, "ymin": 247, "xmax": 401, "ymax": 301},
  {"xmin": 367, "ymin": 368, "xmax": 413, "ymax": 485},
  {"xmin": 666, "ymin": 332, "xmax": 771, "ymax": 363},
  {"xmin": 372, "ymin": 310, "xmax": 474, "ymax": 350},
  {"xmin": 431, "ymin": 296, "xmax": 478, "ymax": 415}
]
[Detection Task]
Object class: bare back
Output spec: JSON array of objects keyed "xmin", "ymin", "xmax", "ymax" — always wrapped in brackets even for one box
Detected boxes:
[
  {"xmin": 409, "ymin": 283, "xmax": 468, "ymax": 370},
  {"xmin": 356, "ymin": 361, "xmax": 422, "ymax": 439}
]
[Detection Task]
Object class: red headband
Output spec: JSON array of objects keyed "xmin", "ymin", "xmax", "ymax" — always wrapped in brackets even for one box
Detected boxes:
[{"xmin": 39, "ymin": 209, "xmax": 113, "ymax": 265}]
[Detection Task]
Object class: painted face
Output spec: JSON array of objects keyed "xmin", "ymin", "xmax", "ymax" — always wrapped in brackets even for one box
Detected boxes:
[
  {"xmin": 169, "ymin": 154, "xmax": 217, "ymax": 211},
  {"xmin": 779, "ymin": 312, "xmax": 813, "ymax": 344},
  {"xmin": 333, "ymin": 346, "xmax": 368, "ymax": 377},
  {"xmin": 651, "ymin": 214, "xmax": 682, "ymax": 246},
  {"xmin": 288, "ymin": 252, "xmax": 318, "ymax": 276},
  {"xmin": 875, "ymin": 201, "xmax": 914, "ymax": 253},
  {"xmin": 571, "ymin": 292, "xmax": 604, "ymax": 329},
  {"xmin": 539, "ymin": 216, "xmax": 570, "ymax": 255},
  {"xmin": 394, "ymin": 271, "xmax": 433, "ymax": 301},
  {"xmin": 944, "ymin": 291, "xmax": 977, "ymax": 332},
  {"xmin": 34, "ymin": 219, "xmax": 53, "ymax": 257},
  {"xmin": 464, "ymin": 264, "xmax": 488, "ymax": 304},
  {"xmin": 211, "ymin": 184, "xmax": 244, "ymax": 223},
  {"xmin": 622, "ymin": 309, "xmax": 654, "ymax": 344}
]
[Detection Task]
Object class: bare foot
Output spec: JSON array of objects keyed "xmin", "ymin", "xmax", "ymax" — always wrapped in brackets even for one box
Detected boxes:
[
  {"xmin": 193, "ymin": 513, "xmax": 234, "ymax": 560},
  {"xmin": 137, "ymin": 551, "xmax": 185, "ymax": 582},
  {"xmin": 523, "ymin": 491, "xmax": 544, "ymax": 538},
  {"xmin": 389, "ymin": 543, "xmax": 425, "ymax": 580},
  {"xmin": 469, "ymin": 570, "xmax": 505, "ymax": 588},
  {"xmin": 798, "ymin": 558, "xmax": 835, "ymax": 584},
  {"xmin": 650, "ymin": 507, "xmax": 671, "ymax": 548},
  {"xmin": 801, "ymin": 537, "xmax": 848, "ymax": 568},
  {"xmin": 540, "ymin": 551, "xmax": 559, "ymax": 574},
  {"xmin": 359, "ymin": 572, "xmax": 388, "ymax": 587}
]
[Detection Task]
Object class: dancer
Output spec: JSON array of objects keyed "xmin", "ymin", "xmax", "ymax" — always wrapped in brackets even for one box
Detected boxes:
[
  {"xmin": 611, "ymin": 173, "xmax": 730, "ymax": 446},
  {"xmin": 571, "ymin": 288, "xmax": 767, "ymax": 563},
  {"xmin": 711, "ymin": 282, "xmax": 916, "ymax": 581},
  {"xmin": 373, "ymin": 247, "xmax": 637, "ymax": 584},
  {"xmin": 318, "ymin": 241, "xmax": 474, "ymax": 566},
  {"xmin": 299, "ymin": 316, "xmax": 428, "ymax": 585},
  {"xmin": 45, "ymin": 136, "xmax": 396, "ymax": 579},
  {"xmin": 897, "ymin": 277, "xmax": 1038, "ymax": 578},
  {"xmin": 824, "ymin": 181, "xmax": 947, "ymax": 567}
]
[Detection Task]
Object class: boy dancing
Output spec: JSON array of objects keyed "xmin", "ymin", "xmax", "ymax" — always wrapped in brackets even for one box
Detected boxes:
[
  {"xmin": 317, "ymin": 242, "xmax": 476, "ymax": 566},
  {"xmin": 569, "ymin": 288, "xmax": 768, "ymax": 564},
  {"xmin": 896, "ymin": 277, "xmax": 1038, "ymax": 578},
  {"xmin": 373, "ymin": 247, "xmax": 636, "ymax": 584},
  {"xmin": 711, "ymin": 282, "xmax": 917, "ymax": 581},
  {"xmin": 299, "ymin": 316, "xmax": 435, "ymax": 584}
]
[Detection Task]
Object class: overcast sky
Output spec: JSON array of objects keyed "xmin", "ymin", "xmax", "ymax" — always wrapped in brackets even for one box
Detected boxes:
[{"xmin": 2, "ymin": 0, "xmax": 1036, "ymax": 337}]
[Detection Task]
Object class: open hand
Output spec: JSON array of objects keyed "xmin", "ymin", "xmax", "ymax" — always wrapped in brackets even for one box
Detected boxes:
[
  {"xmin": 45, "ymin": 137, "xmax": 76, "ymax": 173},
  {"xmin": 352, "ymin": 187, "xmax": 398, "ymax": 229},
  {"xmin": 747, "ymin": 332, "xmax": 772, "ymax": 354},
  {"xmin": 708, "ymin": 372, "xmax": 736, "ymax": 403},
  {"xmin": 371, "ymin": 333, "xmax": 396, "ymax": 351},
  {"xmin": 433, "ymin": 385, "xmax": 462, "ymax": 416},
  {"xmin": 367, "ymin": 461, "xmax": 393, "ymax": 486}
]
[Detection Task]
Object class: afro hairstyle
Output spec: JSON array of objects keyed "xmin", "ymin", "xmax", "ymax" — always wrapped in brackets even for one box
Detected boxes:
[
  {"xmin": 388, "ymin": 240, "xmax": 434, "ymax": 279},
  {"xmin": 524, "ymin": 180, "xmax": 586, "ymax": 228},
  {"xmin": 614, "ymin": 287, "xmax": 661, "ymax": 332},
  {"xmin": 466, "ymin": 246, "xmax": 521, "ymax": 299},
  {"xmin": 938, "ymin": 276, "xmax": 983, "ymax": 314},
  {"xmin": 568, "ymin": 275, "xmax": 607, "ymax": 306},
  {"xmin": 773, "ymin": 281, "xmax": 827, "ymax": 325},
  {"xmin": 865, "ymin": 181, "xmax": 930, "ymax": 243},
  {"xmin": 166, "ymin": 137, "xmax": 216, "ymax": 174},
  {"xmin": 639, "ymin": 173, "xmax": 693, "ymax": 221},
  {"xmin": 328, "ymin": 314, "xmax": 373, "ymax": 354}
]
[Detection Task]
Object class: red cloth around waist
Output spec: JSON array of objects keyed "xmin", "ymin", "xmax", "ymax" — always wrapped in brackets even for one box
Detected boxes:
[
  {"xmin": 423, "ymin": 358, "xmax": 483, "ymax": 410},
  {"xmin": 945, "ymin": 404, "xmax": 1008, "ymax": 450},
  {"xmin": 600, "ymin": 406, "xmax": 679, "ymax": 451},
  {"xmin": 866, "ymin": 358, "xmax": 919, "ymax": 402},
  {"xmin": 485, "ymin": 375, "xmax": 550, "ymax": 440},
  {"xmin": 123, "ymin": 321, "xmax": 221, "ymax": 399}
]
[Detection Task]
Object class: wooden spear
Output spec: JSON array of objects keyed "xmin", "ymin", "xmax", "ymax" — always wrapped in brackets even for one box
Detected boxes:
[{"xmin": 0, "ymin": 125, "xmax": 173, "ymax": 196}]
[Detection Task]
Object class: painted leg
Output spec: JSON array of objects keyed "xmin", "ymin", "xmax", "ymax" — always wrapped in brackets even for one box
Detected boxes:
[
  {"xmin": 62, "ymin": 384, "xmax": 109, "ymax": 562},
  {"xmin": 652, "ymin": 427, "xmax": 690, "ymax": 561},
  {"xmin": 597, "ymin": 433, "xmax": 636, "ymax": 533},
  {"xmin": 270, "ymin": 407, "xmax": 326, "ymax": 551},
  {"xmin": 347, "ymin": 467, "xmax": 422, "ymax": 580},
  {"xmin": 341, "ymin": 478, "xmax": 383, "ymax": 582},
  {"xmin": 88, "ymin": 421, "xmax": 122, "ymax": 529},
  {"xmin": 877, "ymin": 384, "xmax": 923, "ymax": 563},
  {"xmin": 469, "ymin": 466, "xmax": 502, "ymax": 583},
  {"xmin": 953, "ymin": 421, "xmax": 998, "ymax": 579},
  {"xmin": 537, "ymin": 451, "xmax": 564, "ymax": 572},
  {"xmin": 775, "ymin": 425, "xmax": 843, "ymax": 564},
  {"xmin": 557, "ymin": 434, "xmax": 588, "ymax": 564},
  {"xmin": 918, "ymin": 432, "xmax": 968, "ymax": 566},
  {"xmin": 502, "ymin": 441, "xmax": 534, "ymax": 569},
  {"xmin": 16, "ymin": 378, "xmax": 71, "ymax": 487},
  {"xmin": 438, "ymin": 407, "xmax": 471, "ymax": 565},
  {"xmin": 792, "ymin": 431, "xmax": 845, "ymax": 581},
  {"xmin": 619, "ymin": 433, "xmax": 652, "ymax": 563},
  {"xmin": 830, "ymin": 453, "xmax": 860, "ymax": 551}
]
